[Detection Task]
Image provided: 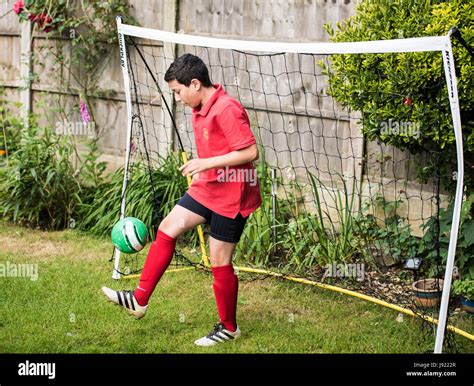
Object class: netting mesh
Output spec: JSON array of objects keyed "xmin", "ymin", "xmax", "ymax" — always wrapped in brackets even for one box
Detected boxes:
[{"xmin": 116, "ymin": 34, "xmax": 464, "ymax": 352}]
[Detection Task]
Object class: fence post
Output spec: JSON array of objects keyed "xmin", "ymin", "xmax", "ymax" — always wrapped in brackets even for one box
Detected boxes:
[{"xmin": 19, "ymin": 20, "xmax": 32, "ymax": 125}]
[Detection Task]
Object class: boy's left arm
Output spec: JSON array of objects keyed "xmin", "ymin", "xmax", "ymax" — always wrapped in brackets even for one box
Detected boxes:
[{"xmin": 179, "ymin": 144, "xmax": 258, "ymax": 178}]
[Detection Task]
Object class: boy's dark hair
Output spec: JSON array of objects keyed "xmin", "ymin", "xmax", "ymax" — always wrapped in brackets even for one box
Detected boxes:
[{"xmin": 164, "ymin": 53, "xmax": 212, "ymax": 87}]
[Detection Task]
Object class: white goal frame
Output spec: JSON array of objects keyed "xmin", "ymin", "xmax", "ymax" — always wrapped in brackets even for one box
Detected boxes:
[{"xmin": 115, "ymin": 16, "xmax": 464, "ymax": 354}]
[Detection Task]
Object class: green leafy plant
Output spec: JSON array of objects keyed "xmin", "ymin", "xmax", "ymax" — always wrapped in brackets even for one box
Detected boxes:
[
  {"xmin": 452, "ymin": 278, "xmax": 474, "ymax": 301},
  {"xmin": 321, "ymin": 0, "xmax": 474, "ymax": 190},
  {"xmin": 0, "ymin": 120, "xmax": 81, "ymax": 229},
  {"xmin": 77, "ymin": 138, "xmax": 107, "ymax": 189},
  {"xmin": 419, "ymin": 192, "xmax": 474, "ymax": 280},
  {"xmin": 354, "ymin": 195, "xmax": 420, "ymax": 268},
  {"xmin": 305, "ymin": 172, "xmax": 359, "ymax": 267},
  {"xmin": 0, "ymin": 87, "xmax": 23, "ymax": 164}
]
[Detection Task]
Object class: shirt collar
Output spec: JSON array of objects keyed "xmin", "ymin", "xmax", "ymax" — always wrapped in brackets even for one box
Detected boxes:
[{"xmin": 193, "ymin": 84, "xmax": 224, "ymax": 117}]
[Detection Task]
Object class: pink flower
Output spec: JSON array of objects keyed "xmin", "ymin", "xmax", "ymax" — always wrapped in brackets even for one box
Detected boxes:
[
  {"xmin": 79, "ymin": 98, "xmax": 91, "ymax": 125},
  {"xmin": 34, "ymin": 13, "xmax": 47, "ymax": 27},
  {"xmin": 13, "ymin": 0, "xmax": 24, "ymax": 14},
  {"xmin": 42, "ymin": 18, "xmax": 54, "ymax": 33},
  {"xmin": 28, "ymin": 12, "xmax": 55, "ymax": 32},
  {"xmin": 14, "ymin": 3, "xmax": 57, "ymax": 33},
  {"xmin": 41, "ymin": 15, "xmax": 53, "ymax": 29}
]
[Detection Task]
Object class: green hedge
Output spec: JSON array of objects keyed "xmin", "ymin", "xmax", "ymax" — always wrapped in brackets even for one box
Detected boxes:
[{"xmin": 322, "ymin": 0, "xmax": 473, "ymax": 189}]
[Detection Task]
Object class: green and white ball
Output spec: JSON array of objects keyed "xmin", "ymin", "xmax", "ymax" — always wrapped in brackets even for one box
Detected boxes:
[{"xmin": 111, "ymin": 217, "xmax": 148, "ymax": 254}]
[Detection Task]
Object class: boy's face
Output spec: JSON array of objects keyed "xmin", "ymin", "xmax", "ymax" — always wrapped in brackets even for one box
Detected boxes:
[{"xmin": 168, "ymin": 79, "xmax": 202, "ymax": 108}]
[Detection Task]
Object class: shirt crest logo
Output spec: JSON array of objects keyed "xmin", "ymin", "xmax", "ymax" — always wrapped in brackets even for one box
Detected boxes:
[{"xmin": 202, "ymin": 127, "xmax": 209, "ymax": 140}]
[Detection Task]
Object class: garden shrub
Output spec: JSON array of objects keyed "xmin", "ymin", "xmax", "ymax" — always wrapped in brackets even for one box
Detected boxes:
[
  {"xmin": 323, "ymin": 0, "xmax": 473, "ymax": 189},
  {"xmin": 0, "ymin": 120, "xmax": 81, "ymax": 229}
]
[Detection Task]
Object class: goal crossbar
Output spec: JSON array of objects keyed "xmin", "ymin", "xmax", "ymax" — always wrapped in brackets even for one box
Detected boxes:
[{"xmin": 119, "ymin": 23, "xmax": 450, "ymax": 54}]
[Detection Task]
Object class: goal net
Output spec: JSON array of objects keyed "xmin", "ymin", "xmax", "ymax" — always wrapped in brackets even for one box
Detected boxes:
[{"xmin": 114, "ymin": 17, "xmax": 465, "ymax": 353}]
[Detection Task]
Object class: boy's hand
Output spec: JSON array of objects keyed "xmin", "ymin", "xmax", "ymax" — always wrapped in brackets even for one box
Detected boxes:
[{"xmin": 179, "ymin": 158, "xmax": 212, "ymax": 177}]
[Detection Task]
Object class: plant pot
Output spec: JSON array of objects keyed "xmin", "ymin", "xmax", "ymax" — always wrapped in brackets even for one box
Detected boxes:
[
  {"xmin": 412, "ymin": 278, "xmax": 444, "ymax": 308},
  {"xmin": 460, "ymin": 296, "xmax": 474, "ymax": 314}
]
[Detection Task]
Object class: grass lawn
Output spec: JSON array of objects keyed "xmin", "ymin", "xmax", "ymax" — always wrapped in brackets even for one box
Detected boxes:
[{"xmin": 0, "ymin": 221, "xmax": 473, "ymax": 354}]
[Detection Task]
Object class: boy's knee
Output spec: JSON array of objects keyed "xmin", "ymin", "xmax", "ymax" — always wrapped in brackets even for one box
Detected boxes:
[
  {"xmin": 158, "ymin": 220, "xmax": 180, "ymax": 239},
  {"xmin": 209, "ymin": 255, "xmax": 231, "ymax": 267}
]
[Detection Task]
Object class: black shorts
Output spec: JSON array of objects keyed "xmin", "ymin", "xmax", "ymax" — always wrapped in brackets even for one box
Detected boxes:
[{"xmin": 177, "ymin": 193, "xmax": 248, "ymax": 243}]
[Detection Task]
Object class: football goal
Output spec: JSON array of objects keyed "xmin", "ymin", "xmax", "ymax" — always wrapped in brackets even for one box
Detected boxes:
[{"xmin": 114, "ymin": 17, "xmax": 465, "ymax": 353}]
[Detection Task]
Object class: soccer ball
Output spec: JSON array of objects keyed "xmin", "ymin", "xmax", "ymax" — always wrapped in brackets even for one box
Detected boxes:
[{"xmin": 111, "ymin": 217, "xmax": 148, "ymax": 254}]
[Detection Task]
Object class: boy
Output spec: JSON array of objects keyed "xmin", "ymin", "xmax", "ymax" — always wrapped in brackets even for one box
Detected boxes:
[{"xmin": 102, "ymin": 53, "xmax": 262, "ymax": 346}]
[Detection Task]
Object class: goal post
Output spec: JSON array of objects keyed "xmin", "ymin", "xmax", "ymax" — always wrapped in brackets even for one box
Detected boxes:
[
  {"xmin": 435, "ymin": 30, "xmax": 464, "ymax": 354},
  {"xmin": 114, "ymin": 17, "xmax": 464, "ymax": 353},
  {"xmin": 112, "ymin": 16, "xmax": 134, "ymax": 280}
]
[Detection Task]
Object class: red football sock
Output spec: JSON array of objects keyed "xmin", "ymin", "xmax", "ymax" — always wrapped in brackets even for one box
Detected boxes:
[
  {"xmin": 134, "ymin": 230, "xmax": 177, "ymax": 307},
  {"xmin": 211, "ymin": 264, "xmax": 238, "ymax": 332}
]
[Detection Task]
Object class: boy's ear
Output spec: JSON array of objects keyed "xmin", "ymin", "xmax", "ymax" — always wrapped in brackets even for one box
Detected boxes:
[{"xmin": 190, "ymin": 79, "xmax": 201, "ymax": 91}]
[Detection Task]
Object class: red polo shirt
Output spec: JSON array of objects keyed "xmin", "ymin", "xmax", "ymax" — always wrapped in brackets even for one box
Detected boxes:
[{"xmin": 187, "ymin": 84, "xmax": 262, "ymax": 219}]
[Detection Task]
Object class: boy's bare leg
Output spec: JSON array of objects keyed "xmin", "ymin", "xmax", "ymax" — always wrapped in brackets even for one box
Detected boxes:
[
  {"xmin": 209, "ymin": 237, "xmax": 237, "ymax": 267},
  {"xmin": 160, "ymin": 204, "xmax": 207, "ymax": 238}
]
